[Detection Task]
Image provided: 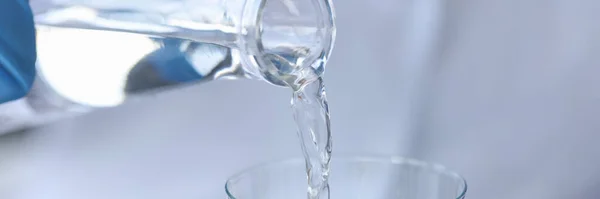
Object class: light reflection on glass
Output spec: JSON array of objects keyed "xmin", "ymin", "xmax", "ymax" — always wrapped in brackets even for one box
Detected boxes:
[{"xmin": 36, "ymin": 26, "xmax": 157, "ymax": 107}]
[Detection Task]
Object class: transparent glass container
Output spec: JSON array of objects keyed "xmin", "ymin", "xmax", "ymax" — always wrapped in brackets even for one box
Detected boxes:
[
  {"xmin": 0, "ymin": 0, "xmax": 336, "ymax": 134},
  {"xmin": 226, "ymin": 156, "xmax": 467, "ymax": 199}
]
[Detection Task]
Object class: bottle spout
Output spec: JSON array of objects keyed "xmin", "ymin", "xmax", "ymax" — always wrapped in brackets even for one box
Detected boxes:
[{"xmin": 238, "ymin": 0, "xmax": 336, "ymax": 89}]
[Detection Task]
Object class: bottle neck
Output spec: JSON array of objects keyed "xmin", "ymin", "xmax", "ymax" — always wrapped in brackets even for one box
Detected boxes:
[{"xmin": 237, "ymin": 0, "xmax": 336, "ymax": 88}]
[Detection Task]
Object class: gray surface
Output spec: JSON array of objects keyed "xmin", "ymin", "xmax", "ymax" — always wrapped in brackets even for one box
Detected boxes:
[{"xmin": 2, "ymin": 0, "xmax": 600, "ymax": 199}]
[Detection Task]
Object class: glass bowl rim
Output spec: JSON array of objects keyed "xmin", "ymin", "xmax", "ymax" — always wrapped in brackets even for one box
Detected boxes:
[{"xmin": 225, "ymin": 154, "xmax": 467, "ymax": 199}]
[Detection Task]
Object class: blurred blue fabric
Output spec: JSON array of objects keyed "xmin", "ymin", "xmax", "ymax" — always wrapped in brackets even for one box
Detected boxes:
[
  {"xmin": 146, "ymin": 39, "xmax": 204, "ymax": 83},
  {"xmin": 0, "ymin": 0, "xmax": 36, "ymax": 103}
]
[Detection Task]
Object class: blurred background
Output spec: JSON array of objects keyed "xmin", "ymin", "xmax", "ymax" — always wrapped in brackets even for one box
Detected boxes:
[{"xmin": 2, "ymin": 0, "xmax": 600, "ymax": 199}]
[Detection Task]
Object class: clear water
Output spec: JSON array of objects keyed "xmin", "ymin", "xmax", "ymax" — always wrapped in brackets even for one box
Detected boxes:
[
  {"xmin": 291, "ymin": 76, "xmax": 332, "ymax": 199},
  {"xmin": 33, "ymin": 5, "xmax": 333, "ymax": 199}
]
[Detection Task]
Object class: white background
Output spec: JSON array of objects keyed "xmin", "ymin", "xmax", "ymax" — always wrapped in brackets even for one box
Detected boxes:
[{"xmin": 2, "ymin": 0, "xmax": 600, "ymax": 199}]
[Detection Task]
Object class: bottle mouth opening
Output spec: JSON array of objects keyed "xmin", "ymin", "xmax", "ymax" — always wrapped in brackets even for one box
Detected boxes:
[{"xmin": 238, "ymin": 0, "xmax": 336, "ymax": 88}]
